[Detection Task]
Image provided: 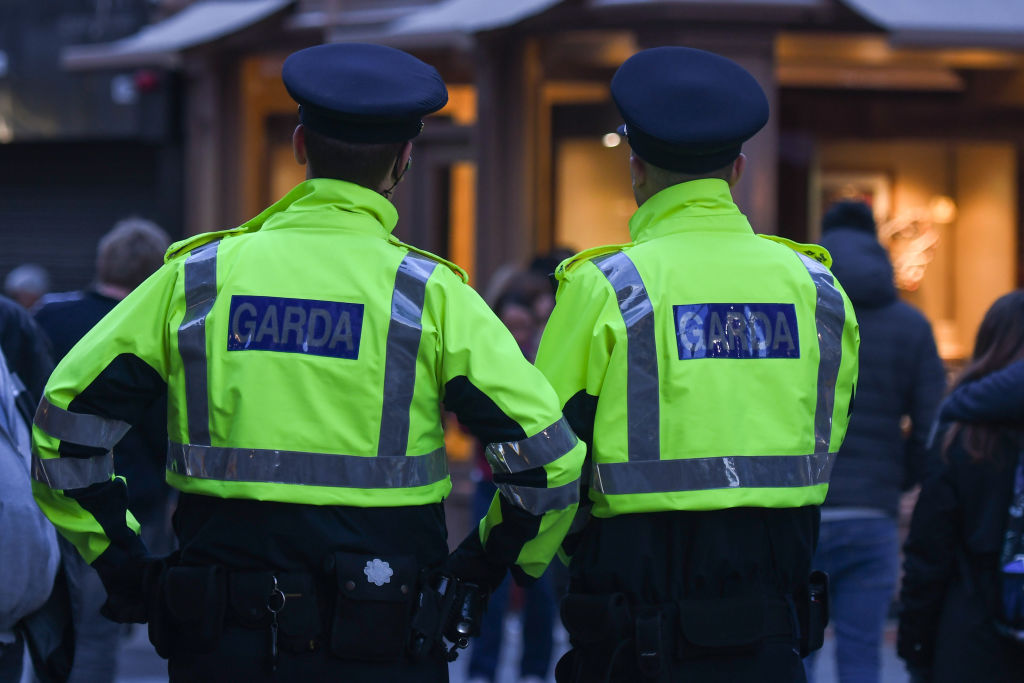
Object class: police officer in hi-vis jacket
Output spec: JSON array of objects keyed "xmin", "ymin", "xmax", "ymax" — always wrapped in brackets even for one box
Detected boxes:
[
  {"xmin": 535, "ymin": 47, "xmax": 859, "ymax": 682},
  {"xmin": 31, "ymin": 43, "xmax": 584, "ymax": 682}
]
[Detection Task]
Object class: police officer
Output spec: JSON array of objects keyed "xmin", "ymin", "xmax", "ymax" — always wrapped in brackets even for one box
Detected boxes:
[
  {"xmin": 31, "ymin": 43, "xmax": 584, "ymax": 682},
  {"xmin": 535, "ymin": 47, "xmax": 859, "ymax": 682}
]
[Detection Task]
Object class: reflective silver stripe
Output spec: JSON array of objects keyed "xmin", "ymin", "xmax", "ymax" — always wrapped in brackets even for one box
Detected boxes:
[
  {"xmin": 378, "ymin": 253, "xmax": 437, "ymax": 456},
  {"xmin": 594, "ymin": 252, "xmax": 659, "ymax": 461},
  {"xmin": 167, "ymin": 442, "xmax": 449, "ymax": 489},
  {"xmin": 32, "ymin": 452, "xmax": 114, "ymax": 490},
  {"xmin": 496, "ymin": 479, "xmax": 579, "ymax": 515},
  {"xmin": 178, "ymin": 241, "xmax": 220, "ymax": 446},
  {"xmin": 592, "ymin": 452, "xmax": 836, "ymax": 495},
  {"xmin": 33, "ymin": 398, "xmax": 130, "ymax": 449},
  {"xmin": 796, "ymin": 253, "xmax": 846, "ymax": 454},
  {"xmin": 484, "ymin": 417, "xmax": 578, "ymax": 474}
]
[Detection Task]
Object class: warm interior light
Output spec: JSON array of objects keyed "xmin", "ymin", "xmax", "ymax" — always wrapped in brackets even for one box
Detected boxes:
[
  {"xmin": 602, "ymin": 132, "xmax": 621, "ymax": 148},
  {"xmin": 929, "ymin": 195, "xmax": 957, "ymax": 223}
]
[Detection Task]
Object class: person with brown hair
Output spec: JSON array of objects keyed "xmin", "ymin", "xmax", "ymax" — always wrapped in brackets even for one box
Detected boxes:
[
  {"xmin": 33, "ymin": 217, "xmax": 172, "ymax": 683},
  {"xmin": 898, "ymin": 290, "xmax": 1024, "ymax": 682}
]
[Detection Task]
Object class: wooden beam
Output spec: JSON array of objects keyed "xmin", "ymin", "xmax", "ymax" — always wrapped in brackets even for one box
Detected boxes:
[{"xmin": 473, "ymin": 33, "xmax": 544, "ymax": 292}]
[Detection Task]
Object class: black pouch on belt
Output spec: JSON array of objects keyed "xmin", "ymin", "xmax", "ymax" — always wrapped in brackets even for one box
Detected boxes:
[
  {"xmin": 228, "ymin": 572, "xmax": 323, "ymax": 654},
  {"xmin": 162, "ymin": 566, "xmax": 227, "ymax": 654},
  {"xmin": 676, "ymin": 597, "xmax": 766, "ymax": 659},
  {"xmin": 558, "ymin": 593, "xmax": 634, "ymax": 682},
  {"xmin": 560, "ymin": 592, "xmax": 632, "ymax": 646},
  {"xmin": 797, "ymin": 570, "xmax": 829, "ymax": 657},
  {"xmin": 326, "ymin": 551, "xmax": 417, "ymax": 662}
]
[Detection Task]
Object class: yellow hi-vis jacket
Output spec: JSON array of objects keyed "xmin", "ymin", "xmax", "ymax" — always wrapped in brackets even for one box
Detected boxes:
[
  {"xmin": 32, "ymin": 178, "xmax": 584, "ymax": 582},
  {"xmin": 536, "ymin": 179, "xmax": 858, "ymax": 520}
]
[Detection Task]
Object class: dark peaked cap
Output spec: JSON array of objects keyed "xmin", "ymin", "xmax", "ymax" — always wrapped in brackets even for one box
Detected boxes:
[
  {"xmin": 612, "ymin": 47, "xmax": 769, "ymax": 174},
  {"xmin": 283, "ymin": 43, "xmax": 448, "ymax": 144}
]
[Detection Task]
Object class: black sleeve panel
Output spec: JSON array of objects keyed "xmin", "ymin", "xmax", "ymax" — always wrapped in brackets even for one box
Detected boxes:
[
  {"xmin": 492, "ymin": 465, "xmax": 548, "ymax": 489},
  {"xmin": 451, "ymin": 494, "xmax": 545, "ymax": 590},
  {"xmin": 489, "ymin": 496, "xmax": 544, "ymax": 587},
  {"xmin": 563, "ymin": 389, "xmax": 598, "ymax": 455},
  {"xmin": 65, "ymin": 478, "xmax": 148, "ymax": 562},
  {"xmin": 59, "ymin": 353, "xmax": 168, "ymax": 460},
  {"xmin": 443, "ymin": 375, "xmax": 528, "ymax": 445}
]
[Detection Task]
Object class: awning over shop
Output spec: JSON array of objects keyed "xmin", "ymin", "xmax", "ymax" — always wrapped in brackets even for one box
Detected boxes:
[
  {"xmin": 841, "ymin": 0, "xmax": 1024, "ymax": 48},
  {"xmin": 62, "ymin": 0, "xmax": 293, "ymax": 71},
  {"xmin": 387, "ymin": 0, "xmax": 564, "ymax": 45}
]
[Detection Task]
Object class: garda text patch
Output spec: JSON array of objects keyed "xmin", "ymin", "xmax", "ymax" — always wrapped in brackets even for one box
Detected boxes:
[
  {"xmin": 674, "ymin": 303, "xmax": 799, "ymax": 360},
  {"xmin": 227, "ymin": 295, "xmax": 363, "ymax": 359}
]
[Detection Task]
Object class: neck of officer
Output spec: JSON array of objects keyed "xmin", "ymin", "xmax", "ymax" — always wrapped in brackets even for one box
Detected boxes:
[{"xmin": 632, "ymin": 157, "xmax": 739, "ymax": 208}]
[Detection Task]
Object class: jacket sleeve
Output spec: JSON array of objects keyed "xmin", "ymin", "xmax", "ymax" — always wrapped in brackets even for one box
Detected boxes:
[
  {"xmin": 897, "ymin": 457, "xmax": 959, "ymax": 669},
  {"xmin": 31, "ymin": 263, "xmax": 178, "ymax": 586},
  {"xmin": 940, "ymin": 359, "xmax": 1024, "ymax": 424},
  {"xmin": 904, "ymin": 321, "xmax": 947, "ymax": 487},
  {"xmin": 432, "ymin": 275, "xmax": 585, "ymax": 588},
  {"xmin": 534, "ymin": 262, "xmax": 619, "ymax": 558}
]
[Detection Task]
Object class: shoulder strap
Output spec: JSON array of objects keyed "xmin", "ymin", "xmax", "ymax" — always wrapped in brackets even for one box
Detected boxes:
[
  {"xmin": 165, "ymin": 227, "xmax": 250, "ymax": 263},
  {"xmin": 555, "ymin": 243, "xmax": 633, "ymax": 281},
  {"xmin": 387, "ymin": 237, "xmax": 468, "ymax": 283},
  {"xmin": 758, "ymin": 234, "xmax": 833, "ymax": 269}
]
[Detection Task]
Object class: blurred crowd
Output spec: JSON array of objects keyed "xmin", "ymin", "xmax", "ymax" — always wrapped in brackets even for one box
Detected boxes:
[{"xmin": 3, "ymin": 200, "xmax": 1024, "ymax": 683}]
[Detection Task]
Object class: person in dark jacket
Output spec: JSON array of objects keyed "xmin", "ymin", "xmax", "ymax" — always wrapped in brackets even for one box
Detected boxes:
[
  {"xmin": 33, "ymin": 217, "xmax": 172, "ymax": 683},
  {"xmin": 938, "ymin": 357, "xmax": 1024, "ymax": 424},
  {"xmin": 898, "ymin": 290, "xmax": 1024, "ymax": 682},
  {"xmin": 0, "ymin": 293, "xmax": 53, "ymax": 404},
  {"xmin": 806, "ymin": 201, "xmax": 946, "ymax": 683}
]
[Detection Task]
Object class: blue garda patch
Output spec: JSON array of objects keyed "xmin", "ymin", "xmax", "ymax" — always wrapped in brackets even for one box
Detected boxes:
[
  {"xmin": 674, "ymin": 303, "xmax": 799, "ymax": 359},
  {"xmin": 227, "ymin": 295, "xmax": 363, "ymax": 359}
]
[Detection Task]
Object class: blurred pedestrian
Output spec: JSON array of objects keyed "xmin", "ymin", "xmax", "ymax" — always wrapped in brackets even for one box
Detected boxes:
[
  {"xmin": 898, "ymin": 291, "xmax": 1024, "ymax": 683},
  {"xmin": 535, "ymin": 46, "xmax": 859, "ymax": 682},
  {"xmin": 34, "ymin": 217, "xmax": 173, "ymax": 683},
  {"xmin": 0, "ymin": 293, "xmax": 53, "ymax": 403},
  {"xmin": 0, "ymin": 341, "xmax": 62, "ymax": 683},
  {"xmin": 467, "ymin": 280, "xmax": 556, "ymax": 683},
  {"xmin": 4, "ymin": 263, "xmax": 50, "ymax": 310},
  {"xmin": 30, "ymin": 43, "xmax": 583, "ymax": 683},
  {"xmin": 805, "ymin": 201, "xmax": 946, "ymax": 683}
]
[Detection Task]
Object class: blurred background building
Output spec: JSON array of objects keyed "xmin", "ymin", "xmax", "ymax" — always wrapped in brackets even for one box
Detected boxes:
[{"xmin": 1, "ymin": 0, "xmax": 1022, "ymax": 362}]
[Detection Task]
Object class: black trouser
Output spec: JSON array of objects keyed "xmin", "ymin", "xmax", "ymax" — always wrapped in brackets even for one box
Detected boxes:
[
  {"xmin": 556, "ymin": 637, "xmax": 804, "ymax": 683},
  {"xmin": 555, "ymin": 594, "xmax": 806, "ymax": 683},
  {"xmin": 168, "ymin": 625, "xmax": 448, "ymax": 683},
  {"xmin": 151, "ymin": 553, "xmax": 449, "ymax": 683},
  {"xmin": 556, "ymin": 509, "xmax": 821, "ymax": 683}
]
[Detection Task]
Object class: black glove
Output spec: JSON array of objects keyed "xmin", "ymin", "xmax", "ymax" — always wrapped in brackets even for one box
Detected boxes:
[
  {"xmin": 443, "ymin": 579, "xmax": 486, "ymax": 645},
  {"xmin": 444, "ymin": 545, "xmax": 506, "ymax": 594},
  {"xmin": 907, "ymin": 666, "xmax": 933, "ymax": 683},
  {"xmin": 95, "ymin": 551, "xmax": 178, "ymax": 624}
]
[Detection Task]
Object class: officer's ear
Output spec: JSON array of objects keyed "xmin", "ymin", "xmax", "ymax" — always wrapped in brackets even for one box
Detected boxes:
[
  {"xmin": 728, "ymin": 153, "xmax": 747, "ymax": 187},
  {"xmin": 292, "ymin": 125, "xmax": 308, "ymax": 166},
  {"xmin": 395, "ymin": 141, "xmax": 413, "ymax": 180},
  {"xmin": 629, "ymin": 152, "xmax": 647, "ymax": 188}
]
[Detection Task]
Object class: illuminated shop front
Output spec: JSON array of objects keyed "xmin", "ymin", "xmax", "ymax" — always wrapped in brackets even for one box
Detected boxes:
[{"xmin": 65, "ymin": 1, "xmax": 1024, "ymax": 362}]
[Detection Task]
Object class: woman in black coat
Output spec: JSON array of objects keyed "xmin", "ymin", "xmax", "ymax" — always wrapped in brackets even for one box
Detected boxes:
[{"xmin": 898, "ymin": 291, "xmax": 1024, "ymax": 682}]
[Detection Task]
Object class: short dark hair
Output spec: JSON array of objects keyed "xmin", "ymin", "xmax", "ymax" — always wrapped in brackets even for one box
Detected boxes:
[
  {"xmin": 643, "ymin": 158, "xmax": 734, "ymax": 194},
  {"xmin": 822, "ymin": 200, "xmax": 876, "ymax": 235},
  {"xmin": 304, "ymin": 127, "xmax": 404, "ymax": 189}
]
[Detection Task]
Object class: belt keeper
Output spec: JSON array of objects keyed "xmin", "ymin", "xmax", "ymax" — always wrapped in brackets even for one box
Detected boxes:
[{"xmin": 634, "ymin": 609, "xmax": 664, "ymax": 677}]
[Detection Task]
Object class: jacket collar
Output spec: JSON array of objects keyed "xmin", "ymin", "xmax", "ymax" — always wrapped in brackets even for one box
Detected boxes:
[
  {"xmin": 245, "ymin": 178, "xmax": 398, "ymax": 236},
  {"xmin": 628, "ymin": 178, "xmax": 752, "ymax": 243}
]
